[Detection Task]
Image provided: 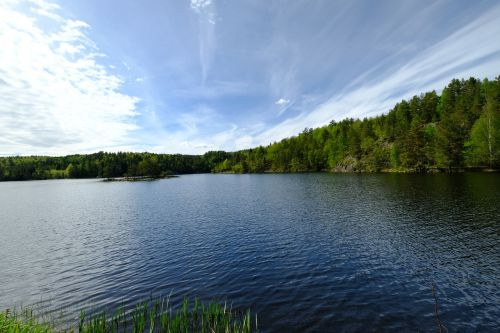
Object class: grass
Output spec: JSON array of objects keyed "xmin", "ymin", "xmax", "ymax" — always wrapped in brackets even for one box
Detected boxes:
[
  {"xmin": 0, "ymin": 308, "xmax": 53, "ymax": 333},
  {"xmin": 0, "ymin": 298, "xmax": 256, "ymax": 333}
]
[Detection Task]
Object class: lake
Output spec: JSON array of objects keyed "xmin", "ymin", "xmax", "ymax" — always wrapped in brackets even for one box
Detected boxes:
[{"xmin": 0, "ymin": 173, "xmax": 499, "ymax": 332}]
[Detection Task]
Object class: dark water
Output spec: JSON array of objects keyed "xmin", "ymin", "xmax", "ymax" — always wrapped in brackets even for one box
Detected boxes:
[{"xmin": 0, "ymin": 174, "xmax": 499, "ymax": 332}]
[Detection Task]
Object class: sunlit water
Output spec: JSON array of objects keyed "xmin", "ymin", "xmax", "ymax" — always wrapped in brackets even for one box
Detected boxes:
[{"xmin": 0, "ymin": 173, "xmax": 499, "ymax": 332}]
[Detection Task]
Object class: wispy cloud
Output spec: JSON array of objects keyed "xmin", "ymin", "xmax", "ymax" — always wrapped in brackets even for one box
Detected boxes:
[
  {"xmin": 28, "ymin": 0, "xmax": 61, "ymax": 21},
  {"xmin": 136, "ymin": 1, "xmax": 500, "ymax": 154},
  {"xmin": 0, "ymin": 0, "xmax": 139, "ymax": 155},
  {"xmin": 190, "ymin": 0, "xmax": 216, "ymax": 84},
  {"xmin": 252, "ymin": 3, "xmax": 500, "ymax": 145}
]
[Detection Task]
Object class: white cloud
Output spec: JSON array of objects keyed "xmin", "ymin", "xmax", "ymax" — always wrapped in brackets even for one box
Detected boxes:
[
  {"xmin": 275, "ymin": 98, "xmax": 293, "ymax": 116},
  {"xmin": 275, "ymin": 98, "xmax": 290, "ymax": 105},
  {"xmin": 136, "ymin": 77, "xmax": 144, "ymax": 83},
  {"xmin": 0, "ymin": 0, "xmax": 139, "ymax": 155},
  {"xmin": 136, "ymin": 106, "xmax": 260, "ymax": 154},
  {"xmin": 190, "ymin": 0, "xmax": 211, "ymax": 12}
]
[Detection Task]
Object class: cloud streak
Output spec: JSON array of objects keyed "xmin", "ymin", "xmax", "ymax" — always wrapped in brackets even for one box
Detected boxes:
[
  {"xmin": 252, "ymin": 3, "xmax": 500, "ymax": 145},
  {"xmin": 190, "ymin": 0, "xmax": 216, "ymax": 84}
]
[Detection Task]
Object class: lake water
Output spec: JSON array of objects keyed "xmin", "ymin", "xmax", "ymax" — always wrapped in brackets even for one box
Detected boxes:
[{"xmin": 0, "ymin": 173, "xmax": 499, "ymax": 332}]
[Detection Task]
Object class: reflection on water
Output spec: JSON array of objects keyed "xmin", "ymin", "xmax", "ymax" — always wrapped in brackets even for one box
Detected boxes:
[{"xmin": 0, "ymin": 174, "xmax": 499, "ymax": 332}]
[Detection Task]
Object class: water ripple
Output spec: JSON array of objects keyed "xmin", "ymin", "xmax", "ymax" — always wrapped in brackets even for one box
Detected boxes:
[{"xmin": 0, "ymin": 174, "xmax": 499, "ymax": 332}]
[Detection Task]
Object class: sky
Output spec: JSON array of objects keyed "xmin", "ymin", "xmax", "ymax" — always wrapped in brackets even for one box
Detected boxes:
[{"xmin": 1, "ymin": 0, "xmax": 500, "ymax": 156}]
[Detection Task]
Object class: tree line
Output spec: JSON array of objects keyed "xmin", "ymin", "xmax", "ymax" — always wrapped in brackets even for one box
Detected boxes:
[
  {"xmin": 214, "ymin": 76, "xmax": 500, "ymax": 173},
  {"xmin": 0, "ymin": 151, "xmax": 229, "ymax": 181},
  {"xmin": 0, "ymin": 76, "xmax": 499, "ymax": 180}
]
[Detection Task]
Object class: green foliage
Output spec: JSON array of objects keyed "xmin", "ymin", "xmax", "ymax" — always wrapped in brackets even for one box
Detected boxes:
[
  {"xmin": 465, "ymin": 79, "xmax": 500, "ymax": 167},
  {"xmin": 0, "ymin": 151, "xmax": 228, "ymax": 181},
  {"xmin": 212, "ymin": 159, "xmax": 232, "ymax": 173},
  {"xmin": 0, "ymin": 308, "xmax": 52, "ymax": 333},
  {"xmin": 137, "ymin": 155, "xmax": 160, "ymax": 177},
  {"xmin": 1, "ymin": 298, "xmax": 256, "ymax": 333},
  {"xmin": 231, "ymin": 163, "xmax": 245, "ymax": 173}
]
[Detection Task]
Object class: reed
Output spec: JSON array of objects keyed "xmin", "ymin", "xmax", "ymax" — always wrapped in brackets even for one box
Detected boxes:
[
  {"xmin": 1, "ymin": 297, "xmax": 256, "ymax": 333},
  {"xmin": 0, "ymin": 307, "xmax": 53, "ymax": 333}
]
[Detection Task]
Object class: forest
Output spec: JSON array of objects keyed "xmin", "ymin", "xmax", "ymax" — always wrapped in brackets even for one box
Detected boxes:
[
  {"xmin": 0, "ymin": 76, "xmax": 499, "ymax": 181},
  {"xmin": 0, "ymin": 151, "xmax": 229, "ymax": 181},
  {"xmin": 214, "ymin": 76, "xmax": 500, "ymax": 173}
]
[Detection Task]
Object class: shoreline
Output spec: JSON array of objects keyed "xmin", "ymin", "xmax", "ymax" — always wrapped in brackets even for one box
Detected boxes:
[
  {"xmin": 102, "ymin": 175, "xmax": 179, "ymax": 182},
  {"xmin": 0, "ymin": 169, "xmax": 498, "ymax": 182}
]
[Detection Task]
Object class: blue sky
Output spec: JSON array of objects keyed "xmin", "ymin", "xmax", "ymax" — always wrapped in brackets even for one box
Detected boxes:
[{"xmin": 1, "ymin": 0, "xmax": 500, "ymax": 155}]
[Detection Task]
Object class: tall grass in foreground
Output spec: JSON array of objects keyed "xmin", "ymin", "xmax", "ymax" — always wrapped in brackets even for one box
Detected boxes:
[
  {"xmin": 0, "ymin": 308, "xmax": 52, "ymax": 333},
  {"xmin": 0, "ymin": 298, "xmax": 256, "ymax": 333}
]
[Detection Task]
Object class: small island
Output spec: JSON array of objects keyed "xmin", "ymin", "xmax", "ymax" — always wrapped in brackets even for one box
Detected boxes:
[{"xmin": 102, "ymin": 175, "xmax": 178, "ymax": 182}]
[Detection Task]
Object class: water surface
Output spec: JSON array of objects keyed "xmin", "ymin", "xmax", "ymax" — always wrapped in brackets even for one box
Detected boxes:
[{"xmin": 0, "ymin": 174, "xmax": 499, "ymax": 332}]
